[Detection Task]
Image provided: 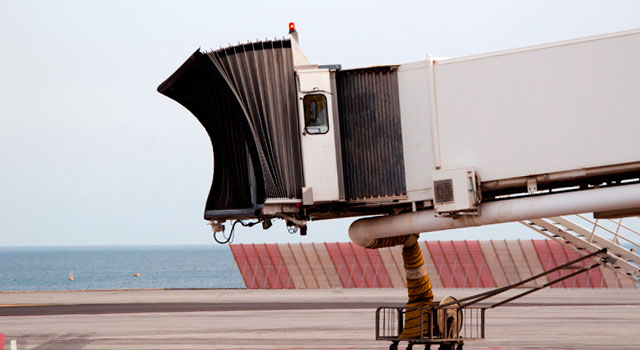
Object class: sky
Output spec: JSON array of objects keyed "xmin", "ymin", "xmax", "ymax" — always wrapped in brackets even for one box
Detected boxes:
[{"xmin": 1, "ymin": 1, "xmax": 640, "ymax": 246}]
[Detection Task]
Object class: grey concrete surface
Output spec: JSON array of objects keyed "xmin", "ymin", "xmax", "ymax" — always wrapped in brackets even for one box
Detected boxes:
[{"xmin": 0, "ymin": 288, "xmax": 639, "ymax": 350}]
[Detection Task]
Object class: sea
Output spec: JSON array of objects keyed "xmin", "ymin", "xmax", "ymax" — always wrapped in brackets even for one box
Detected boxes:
[{"xmin": 0, "ymin": 245, "xmax": 246, "ymax": 291}]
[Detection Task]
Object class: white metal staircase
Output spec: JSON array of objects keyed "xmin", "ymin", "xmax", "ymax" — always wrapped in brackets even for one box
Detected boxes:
[{"xmin": 521, "ymin": 215, "xmax": 640, "ymax": 283}]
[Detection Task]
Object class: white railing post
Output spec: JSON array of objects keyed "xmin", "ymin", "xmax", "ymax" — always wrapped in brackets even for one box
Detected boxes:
[{"xmin": 589, "ymin": 218, "xmax": 598, "ymax": 243}]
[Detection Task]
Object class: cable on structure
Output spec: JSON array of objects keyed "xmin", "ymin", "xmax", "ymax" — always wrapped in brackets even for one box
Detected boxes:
[{"xmin": 213, "ymin": 219, "xmax": 260, "ymax": 244}]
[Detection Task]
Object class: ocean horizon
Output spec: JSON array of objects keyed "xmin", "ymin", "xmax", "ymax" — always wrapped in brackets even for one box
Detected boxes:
[{"xmin": 0, "ymin": 245, "xmax": 245, "ymax": 291}]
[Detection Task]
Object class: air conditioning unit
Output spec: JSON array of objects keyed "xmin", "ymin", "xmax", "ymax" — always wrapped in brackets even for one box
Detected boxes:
[{"xmin": 432, "ymin": 168, "xmax": 481, "ymax": 216}]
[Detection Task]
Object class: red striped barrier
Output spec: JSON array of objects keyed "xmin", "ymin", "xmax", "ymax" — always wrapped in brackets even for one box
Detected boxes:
[
  {"xmin": 365, "ymin": 248, "xmax": 393, "ymax": 288},
  {"xmin": 265, "ymin": 244, "xmax": 294, "ymax": 289},
  {"xmin": 325, "ymin": 243, "xmax": 354, "ymax": 288},
  {"xmin": 426, "ymin": 241, "xmax": 455, "ymax": 288},
  {"xmin": 465, "ymin": 240, "xmax": 496, "ymax": 288},
  {"xmin": 229, "ymin": 241, "xmax": 635, "ymax": 289}
]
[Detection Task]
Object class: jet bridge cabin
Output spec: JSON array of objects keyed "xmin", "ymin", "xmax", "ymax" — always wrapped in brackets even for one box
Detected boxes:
[
  {"xmin": 157, "ymin": 36, "xmax": 429, "ymax": 227},
  {"xmin": 158, "ymin": 27, "xmax": 640, "ymax": 234}
]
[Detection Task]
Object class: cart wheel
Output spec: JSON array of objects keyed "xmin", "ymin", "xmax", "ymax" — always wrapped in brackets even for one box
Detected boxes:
[
  {"xmin": 437, "ymin": 344, "xmax": 453, "ymax": 350},
  {"xmin": 456, "ymin": 343, "xmax": 463, "ymax": 350},
  {"xmin": 424, "ymin": 344, "xmax": 431, "ymax": 350},
  {"xmin": 406, "ymin": 342, "xmax": 414, "ymax": 350},
  {"xmin": 389, "ymin": 341, "xmax": 399, "ymax": 350}
]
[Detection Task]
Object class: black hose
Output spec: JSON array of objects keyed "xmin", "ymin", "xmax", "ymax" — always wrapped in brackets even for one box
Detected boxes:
[{"xmin": 213, "ymin": 219, "xmax": 260, "ymax": 244}]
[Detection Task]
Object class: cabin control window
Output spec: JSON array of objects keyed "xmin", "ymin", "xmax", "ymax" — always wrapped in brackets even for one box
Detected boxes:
[{"xmin": 303, "ymin": 94, "xmax": 329, "ymax": 134}]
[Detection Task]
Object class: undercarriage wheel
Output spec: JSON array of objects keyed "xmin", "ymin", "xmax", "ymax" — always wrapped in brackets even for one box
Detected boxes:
[{"xmin": 389, "ymin": 341, "xmax": 399, "ymax": 350}]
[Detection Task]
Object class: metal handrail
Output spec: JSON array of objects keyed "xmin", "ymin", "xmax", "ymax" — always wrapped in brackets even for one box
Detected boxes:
[{"xmin": 575, "ymin": 214, "xmax": 640, "ymax": 248}]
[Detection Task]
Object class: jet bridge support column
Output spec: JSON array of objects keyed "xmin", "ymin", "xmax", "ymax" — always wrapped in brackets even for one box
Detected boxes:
[{"xmin": 366, "ymin": 234, "xmax": 435, "ymax": 339}]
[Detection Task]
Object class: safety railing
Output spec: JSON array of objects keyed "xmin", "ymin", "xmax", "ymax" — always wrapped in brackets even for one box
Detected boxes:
[
  {"xmin": 573, "ymin": 214, "xmax": 640, "ymax": 252},
  {"xmin": 524, "ymin": 215, "xmax": 640, "ymax": 282}
]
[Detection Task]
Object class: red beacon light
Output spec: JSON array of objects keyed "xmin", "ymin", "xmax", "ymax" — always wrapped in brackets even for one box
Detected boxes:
[{"xmin": 289, "ymin": 22, "xmax": 296, "ymax": 34}]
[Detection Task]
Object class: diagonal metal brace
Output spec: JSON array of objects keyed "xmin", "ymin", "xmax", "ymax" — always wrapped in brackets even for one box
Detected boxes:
[{"xmin": 438, "ymin": 248, "xmax": 609, "ymax": 309}]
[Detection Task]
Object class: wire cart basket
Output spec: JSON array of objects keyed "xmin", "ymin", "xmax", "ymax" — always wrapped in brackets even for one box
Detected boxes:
[
  {"xmin": 376, "ymin": 301, "xmax": 484, "ymax": 350},
  {"xmin": 375, "ymin": 248, "xmax": 611, "ymax": 350}
]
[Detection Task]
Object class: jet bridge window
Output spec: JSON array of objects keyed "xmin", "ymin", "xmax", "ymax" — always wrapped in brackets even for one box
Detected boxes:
[{"xmin": 303, "ymin": 94, "xmax": 329, "ymax": 134}]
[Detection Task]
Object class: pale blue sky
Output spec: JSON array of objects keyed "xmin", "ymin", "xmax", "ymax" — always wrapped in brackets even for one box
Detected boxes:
[{"xmin": 1, "ymin": 1, "xmax": 639, "ymax": 246}]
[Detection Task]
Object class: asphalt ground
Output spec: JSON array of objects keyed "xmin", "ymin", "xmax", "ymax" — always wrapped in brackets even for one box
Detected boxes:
[
  {"xmin": 0, "ymin": 288, "xmax": 639, "ymax": 350},
  {"xmin": 0, "ymin": 302, "xmax": 387, "ymax": 317}
]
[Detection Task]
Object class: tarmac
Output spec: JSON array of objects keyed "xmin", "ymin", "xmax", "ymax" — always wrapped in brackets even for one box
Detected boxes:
[{"xmin": 0, "ymin": 288, "xmax": 639, "ymax": 349}]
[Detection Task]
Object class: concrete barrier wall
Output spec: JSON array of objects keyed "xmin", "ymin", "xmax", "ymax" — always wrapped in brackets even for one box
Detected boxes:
[{"xmin": 230, "ymin": 240, "xmax": 636, "ymax": 289}]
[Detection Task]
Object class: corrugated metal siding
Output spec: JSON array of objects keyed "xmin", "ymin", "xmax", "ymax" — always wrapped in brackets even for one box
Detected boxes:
[
  {"xmin": 210, "ymin": 41, "xmax": 303, "ymax": 200},
  {"xmin": 336, "ymin": 67, "xmax": 406, "ymax": 201}
]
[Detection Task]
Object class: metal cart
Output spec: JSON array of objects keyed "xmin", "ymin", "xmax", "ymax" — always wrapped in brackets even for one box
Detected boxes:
[
  {"xmin": 376, "ymin": 248, "xmax": 611, "ymax": 350},
  {"xmin": 376, "ymin": 302, "xmax": 484, "ymax": 350}
]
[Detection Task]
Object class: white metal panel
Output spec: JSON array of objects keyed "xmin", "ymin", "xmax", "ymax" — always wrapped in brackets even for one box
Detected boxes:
[
  {"xmin": 296, "ymin": 69, "xmax": 342, "ymax": 202},
  {"xmin": 298, "ymin": 69, "xmax": 331, "ymax": 93},
  {"xmin": 290, "ymin": 36, "xmax": 311, "ymax": 68},
  {"xmin": 433, "ymin": 29, "xmax": 640, "ymax": 181},
  {"xmin": 397, "ymin": 61, "xmax": 435, "ymax": 201},
  {"xmin": 329, "ymin": 72, "xmax": 345, "ymax": 199}
]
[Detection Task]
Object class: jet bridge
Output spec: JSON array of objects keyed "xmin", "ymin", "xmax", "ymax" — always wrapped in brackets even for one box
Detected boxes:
[{"xmin": 158, "ymin": 26, "xmax": 640, "ymax": 262}]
